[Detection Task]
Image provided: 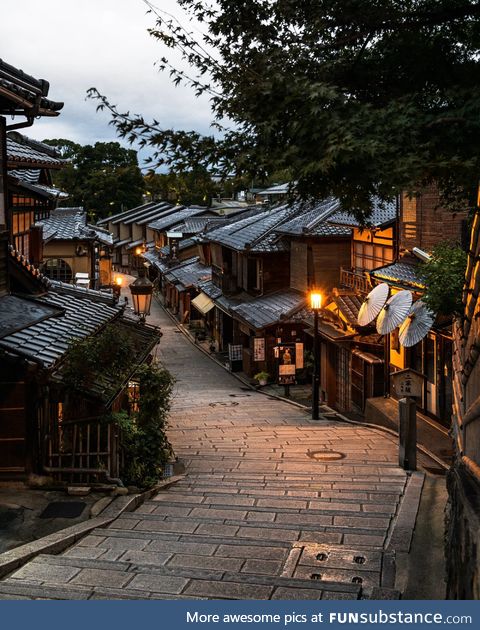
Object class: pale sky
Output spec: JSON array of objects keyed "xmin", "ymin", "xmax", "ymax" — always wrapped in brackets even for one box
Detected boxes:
[{"xmin": 0, "ymin": 0, "xmax": 215, "ymax": 168}]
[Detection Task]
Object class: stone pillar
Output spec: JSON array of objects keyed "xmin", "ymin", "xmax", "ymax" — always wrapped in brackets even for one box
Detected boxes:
[{"xmin": 399, "ymin": 397, "xmax": 417, "ymax": 470}]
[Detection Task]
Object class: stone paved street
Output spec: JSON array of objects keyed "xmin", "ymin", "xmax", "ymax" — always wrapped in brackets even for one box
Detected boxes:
[{"xmin": 0, "ymin": 298, "xmax": 426, "ymax": 599}]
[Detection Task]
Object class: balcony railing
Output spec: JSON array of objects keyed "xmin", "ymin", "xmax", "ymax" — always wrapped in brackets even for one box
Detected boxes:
[{"xmin": 340, "ymin": 267, "xmax": 371, "ymax": 294}]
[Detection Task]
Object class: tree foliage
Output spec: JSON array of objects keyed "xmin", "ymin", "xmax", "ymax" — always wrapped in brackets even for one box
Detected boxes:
[
  {"xmin": 419, "ymin": 243, "xmax": 468, "ymax": 315},
  {"xmin": 144, "ymin": 165, "xmax": 217, "ymax": 205},
  {"xmin": 88, "ymin": 0, "xmax": 480, "ymax": 218},
  {"xmin": 43, "ymin": 139, "xmax": 145, "ymax": 219}
]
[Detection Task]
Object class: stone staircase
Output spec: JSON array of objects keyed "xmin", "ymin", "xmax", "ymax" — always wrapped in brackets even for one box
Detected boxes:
[{"xmin": 0, "ymin": 463, "xmax": 409, "ymax": 600}]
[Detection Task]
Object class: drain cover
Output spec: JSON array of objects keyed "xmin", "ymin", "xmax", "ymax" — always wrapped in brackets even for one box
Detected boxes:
[
  {"xmin": 39, "ymin": 501, "xmax": 86, "ymax": 519},
  {"xmin": 307, "ymin": 450, "xmax": 345, "ymax": 461}
]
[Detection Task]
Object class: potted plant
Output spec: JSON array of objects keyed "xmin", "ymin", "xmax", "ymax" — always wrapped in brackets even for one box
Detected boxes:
[{"xmin": 254, "ymin": 371, "xmax": 270, "ymax": 386}]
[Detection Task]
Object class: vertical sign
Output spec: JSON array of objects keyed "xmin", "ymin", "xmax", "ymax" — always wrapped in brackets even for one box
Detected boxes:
[
  {"xmin": 253, "ymin": 337, "xmax": 265, "ymax": 362},
  {"xmin": 295, "ymin": 342, "xmax": 304, "ymax": 369}
]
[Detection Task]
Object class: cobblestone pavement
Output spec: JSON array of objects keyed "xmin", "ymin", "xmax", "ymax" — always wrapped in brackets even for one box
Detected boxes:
[{"xmin": 0, "ymin": 297, "xmax": 425, "ymax": 600}]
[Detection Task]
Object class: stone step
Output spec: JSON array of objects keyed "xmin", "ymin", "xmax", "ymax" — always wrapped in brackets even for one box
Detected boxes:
[
  {"xmin": 151, "ymin": 492, "xmax": 400, "ymax": 512},
  {"xmin": 104, "ymin": 511, "xmax": 389, "ymax": 548},
  {"xmin": 167, "ymin": 484, "xmax": 403, "ymax": 505},
  {"xmin": 172, "ymin": 474, "xmax": 407, "ymax": 486},
  {"xmin": 4, "ymin": 554, "xmax": 363, "ymax": 600},
  {"xmin": 62, "ymin": 528, "xmax": 392, "ymax": 590}
]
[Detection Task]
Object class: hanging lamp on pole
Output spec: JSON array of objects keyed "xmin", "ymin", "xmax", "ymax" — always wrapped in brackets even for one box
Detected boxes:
[
  {"xmin": 129, "ymin": 267, "xmax": 153, "ymax": 322},
  {"xmin": 309, "ymin": 289, "xmax": 322, "ymax": 420}
]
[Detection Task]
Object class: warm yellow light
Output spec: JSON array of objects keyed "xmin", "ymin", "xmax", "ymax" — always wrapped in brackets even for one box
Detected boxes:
[
  {"xmin": 115, "ymin": 276, "xmax": 123, "ymax": 286},
  {"xmin": 135, "ymin": 246, "xmax": 143, "ymax": 256},
  {"xmin": 310, "ymin": 291, "xmax": 322, "ymax": 311}
]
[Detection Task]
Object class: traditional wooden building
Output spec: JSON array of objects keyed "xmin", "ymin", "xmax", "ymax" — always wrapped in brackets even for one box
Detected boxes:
[
  {"xmin": 36, "ymin": 207, "xmax": 114, "ymax": 287},
  {"xmin": 0, "ymin": 59, "xmax": 160, "ymax": 482},
  {"xmin": 6, "ymin": 132, "xmax": 67, "ymax": 257},
  {"xmin": 97, "ymin": 201, "xmax": 185, "ymax": 271}
]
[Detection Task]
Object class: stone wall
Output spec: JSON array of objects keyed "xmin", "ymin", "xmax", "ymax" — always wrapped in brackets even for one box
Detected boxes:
[{"xmin": 446, "ymin": 461, "xmax": 480, "ymax": 599}]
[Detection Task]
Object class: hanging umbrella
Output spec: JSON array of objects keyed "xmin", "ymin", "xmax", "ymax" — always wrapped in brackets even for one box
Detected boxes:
[
  {"xmin": 399, "ymin": 300, "xmax": 434, "ymax": 347},
  {"xmin": 357, "ymin": 283, "xmax": 390, "ymax": 326},
  {"xmin": 376, "ymin": 290, "xmax": 413, "ymax": 335}
]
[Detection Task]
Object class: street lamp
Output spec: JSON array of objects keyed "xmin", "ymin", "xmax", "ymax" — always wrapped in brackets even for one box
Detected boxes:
[
  {"xmin": 129, "ymin": 268, "xmax": 153, "ymax": 322},
  {"xmin": 113, "ymin": 275, "xmax": 123, "ymax": 300},
  {"xmin": 309, "ymin": 290, "xmax": 322, "ymax": 420}
]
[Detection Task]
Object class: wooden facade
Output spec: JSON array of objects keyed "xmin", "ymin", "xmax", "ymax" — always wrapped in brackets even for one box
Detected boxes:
[
  {"xmin": 447, "ymin": 209, "xmax": 480, "ymax": 598},
  {"xmin": 400, "ymin": 186, "xmax": 468, "ymax": 252}
]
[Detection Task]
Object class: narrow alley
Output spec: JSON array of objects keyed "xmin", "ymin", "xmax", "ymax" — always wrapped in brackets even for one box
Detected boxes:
[{"xmin": 0, "ymin": 300, "xmax": 432, "ymax": 599}]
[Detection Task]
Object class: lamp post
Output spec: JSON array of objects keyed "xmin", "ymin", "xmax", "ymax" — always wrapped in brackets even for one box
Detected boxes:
[
  {"xmin": 112, "ymin": 275, "xmax": 123, "ymax": 300},
  {"xmin": 129, "ymin": 267, "xmax": 153, "ymax": 323},
  {"xmin": 310, "ymin": 290, "xmax": 322, "ymax": 420}
]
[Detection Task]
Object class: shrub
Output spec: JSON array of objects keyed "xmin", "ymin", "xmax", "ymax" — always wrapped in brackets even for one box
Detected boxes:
[{"xmin": 419, "ymin": 243, "xmax": 467, "ymax": 316}]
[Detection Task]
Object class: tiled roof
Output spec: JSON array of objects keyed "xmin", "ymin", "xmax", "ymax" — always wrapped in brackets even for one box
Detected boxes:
[
  {"xmin": 206, "ymin": 204, "xmax": 296, "ymax": 253},
  {"xmin": 97, "ymin": 201, "xmax": 159, "ymax": 226},
  {"xmin": 9, "ymin": 175, "xmax": 69, "ymax": 200},
  {"xmin": 37, "ymin": 208, "xmax": 113, "ymax": 244},
  {"xmin": 329, "ymin": 198, "xmax": 397, "ymax": 228},
  {"xmin": 230, "ymin": 289, "xmax": 305, "ymax": 330},
  {"xmin": 197, "ymin": 279, "xmax": 222, "ymax": 300},
  {"xmin": 9, "ymin": 168, "xmax": 41, "ymax": 183},
  {"xmin": 181, "ymin": 217, "xmax": 222, "ymax": 233},
  {"xmin": 257, "ymin": 182, "xmax": 293, "ymax": 196},
  {"xmin": 148, "ymin": 207, "xmax": 208, "ymax": 232},
  {"xmin": 0, "ymin": 290, "xmax": 122, "ymax": 367},
  {"xmin": 275, "ymin": 198, "xmax": 351, "ymax": 237},
  {"xmin": 370, "ymin": 260, "xmax": 424, "ymax": 289},
  {"xmin": 122, "ymin": 202, "xmax": 176, "ymax": 226},
  {"xmin": 331, "ymin": 292, "xmax": 363, "ymax": 327},
  {"xmin": 0, "ymin": 58, "xmax": 63, "ymax": 116},
  {"xmin": 48, "ymin": 280, "xmax": 116, "ymax": 305},
  {"xmin": 6, "ymin": 137, "xmax": 65, "ymax": 168},
  {"xmin": 164, "ymin": 257, "xmax": 212, "ymax": 289},
  {"xmin": 159, "ymin": 237, "xmax": 197, "ymax": 256},
  {"xmin": 0, "ymin": 295, "xmax": 59, "ymax": 339},
  {"xmin": 8, "ymin": 244, "xmax": 50, "ymax": 290}
]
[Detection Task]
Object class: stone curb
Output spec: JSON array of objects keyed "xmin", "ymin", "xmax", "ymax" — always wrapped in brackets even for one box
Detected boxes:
[
  {"xmin": 159, "ymin": 299, "xmax": 449, "ymax": 471},
  {"xmin": 386, "ymin": 472, "xmax": 425, "ymax": 554},
  {"xmin": 0, "ymin": 475, "xmax": 185, "ymax": 579}
]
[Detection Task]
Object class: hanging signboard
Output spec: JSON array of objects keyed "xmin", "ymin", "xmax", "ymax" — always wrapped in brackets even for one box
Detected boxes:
[
  {"xmin": 277, "ymin": 343, "xmax": 296, "ymax": 385},
  {"xmin": 253, "ymin": 337, "xmax": 265, "ymax": 362}
]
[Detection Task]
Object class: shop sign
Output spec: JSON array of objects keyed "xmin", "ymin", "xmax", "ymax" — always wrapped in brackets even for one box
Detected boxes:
[{"xmin": 253, "ymin": 337, "xmax": 265, "ymax": 362}]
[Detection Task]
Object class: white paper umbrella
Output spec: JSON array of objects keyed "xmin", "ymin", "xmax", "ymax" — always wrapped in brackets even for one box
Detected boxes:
[
  {"xmin": 376, "ymin": 290, "xmax": 413, "ymax": 335},
  {"xmin": 399, "ymin": 300, "xmax": 434, "ymax": 347},
  {"xmin": 357, "ymin": 283, "xmax": 390, "ymax": 326}
]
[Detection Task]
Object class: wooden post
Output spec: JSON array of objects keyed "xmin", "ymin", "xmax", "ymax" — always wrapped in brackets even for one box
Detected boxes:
[{"xmin": 399, "ymin": 397, "xmax": 417, "ymax": 470}]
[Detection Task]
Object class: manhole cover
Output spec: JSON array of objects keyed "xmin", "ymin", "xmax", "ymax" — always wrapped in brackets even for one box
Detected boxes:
[
  {"xmin": 39, "ymin": 501, "xmax": 86, "ymax": 519},
  {"xmin": 307, "ymin": 450, "xmax": 345, "ymax": 461}
]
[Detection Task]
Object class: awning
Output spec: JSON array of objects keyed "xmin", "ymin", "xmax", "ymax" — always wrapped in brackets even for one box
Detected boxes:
[{"xmin": 191, "ymin": 292, "xmax": 215, "ymax": 315}]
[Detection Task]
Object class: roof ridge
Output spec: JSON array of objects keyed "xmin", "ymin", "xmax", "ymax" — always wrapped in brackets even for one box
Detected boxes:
[
  {"xmin": 303, "ymin": 198, "xmax": 340, "ymax": 231},
  {"xmin": 245, "ymin": 203, "xmax": 297, "ymax": 249}
]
